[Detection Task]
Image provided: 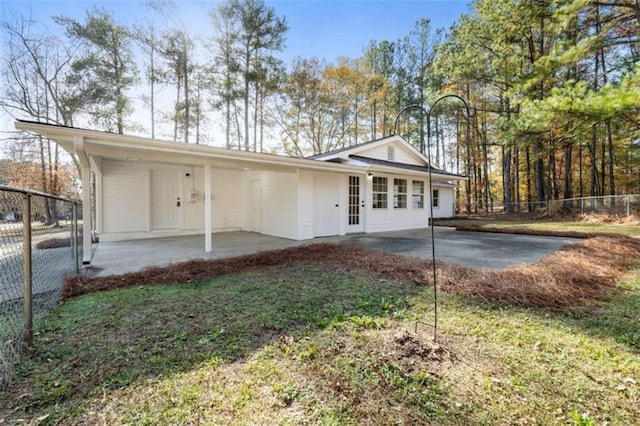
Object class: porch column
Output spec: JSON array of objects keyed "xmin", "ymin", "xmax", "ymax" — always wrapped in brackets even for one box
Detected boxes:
[
  {"xmin": 81, "ymin": 163, "xmax": 92, "ymax": 264},
  {"xmin": 74, "ymin": 136, "xmax": 92, "ymax": 265},
  {"xmin": 204, "ymin": 163, "xmax": 212, "ymax": 252}
]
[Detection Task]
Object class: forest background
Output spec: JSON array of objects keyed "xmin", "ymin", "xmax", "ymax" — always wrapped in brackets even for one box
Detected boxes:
[{"xmin": 0, "ymin": 0, "xmax": 639, "ymax": 214}]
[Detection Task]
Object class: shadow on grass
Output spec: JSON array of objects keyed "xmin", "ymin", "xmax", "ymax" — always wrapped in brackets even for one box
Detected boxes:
[
  {"xmin": 4, "ymin": 263, "xmax": 424, "ymax": 418},
  {"xmin": 449, "ymin": 277, "xmax": 640, "ymax": 355},
  {"xmin": 558, "ymin": 282, "xmax": 640, "ymax": 353}
]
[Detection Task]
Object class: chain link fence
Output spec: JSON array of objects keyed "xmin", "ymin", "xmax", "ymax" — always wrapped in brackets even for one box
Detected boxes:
[
  {"xmin": 547, "ymin": 194, "xmax": 640, "ymax": 217},
  {"xmin": 458, "ymin": 194, "xmax": 640, "ymax": 217},
  {"xmin": 0, "ymin": 185, "xmax": 81, "ymax": 389}
]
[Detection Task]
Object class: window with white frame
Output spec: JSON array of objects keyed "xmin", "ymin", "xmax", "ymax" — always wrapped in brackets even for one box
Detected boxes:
[
  {"xmin": 372, "ymin": 176, "xmax": 388, "ymax": 209},
  {"xmin": 412, "ymin": 180, "xmax": 424, "ymax": 208},
  {"xmin": 432, "ymin": 189, "xmax": 440, "ymax": 207},
  {"xmin": 393, "ymin": 178, "xmax": 407, "ymax": 208}
]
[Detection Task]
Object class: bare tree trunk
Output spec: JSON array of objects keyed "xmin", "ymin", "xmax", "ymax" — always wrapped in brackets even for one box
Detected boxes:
[
  {"xmin": 515, "ymin": 144, "xmax": 520, "ymax": 213},
  {"xmin": 590, "ymin": 124, "xmax": 598, "ymax": 196},
  {"xmin": 607, "ymin": 120, "xmax": 615, "ymax": 198},
  {"xmin": 525, "ymin": 146, "xmax": 532, "ymax": 211}
]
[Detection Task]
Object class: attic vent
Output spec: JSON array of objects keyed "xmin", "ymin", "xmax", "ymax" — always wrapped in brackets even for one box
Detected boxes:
[{"xmin": 387, "ymin": 146, "xmax": 395, "ymax": 161}]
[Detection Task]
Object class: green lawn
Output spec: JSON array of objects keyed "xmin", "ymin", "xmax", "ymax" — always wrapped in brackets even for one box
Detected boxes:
[
  {"xmin": 2, "ymin": 263, "xmax": 639, "ymax": 425},
  {"xmin": 436, "ymin": 217, "xmax": 640, "ymax": 238}
]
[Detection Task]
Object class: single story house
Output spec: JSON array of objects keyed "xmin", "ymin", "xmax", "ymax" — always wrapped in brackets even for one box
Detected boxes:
[{"xmin": 15, "ymin": 120, "xmax": 466, "ymax": 264}]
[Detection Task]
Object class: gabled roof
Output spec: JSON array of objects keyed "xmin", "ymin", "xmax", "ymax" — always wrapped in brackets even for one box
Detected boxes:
[
  {"xmin": 306, "ymin": 136, "xmax": 394, "ymax": 159},
  {"xmin": 308, "ymin": 134, "xmax": 431, "ymax": 167},
  {"xmin": 349, "ymin": 155, "xmax": 467, "ymax": 180}
]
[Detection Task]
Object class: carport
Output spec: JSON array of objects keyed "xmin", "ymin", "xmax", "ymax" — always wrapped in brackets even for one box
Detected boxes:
[{"xmin": 85, "ymin": 227, "xmax": 578, "ymax": 277}]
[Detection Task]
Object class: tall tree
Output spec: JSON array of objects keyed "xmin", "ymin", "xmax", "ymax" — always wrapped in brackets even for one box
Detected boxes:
[
  {"xmin": 211, "ymin": 1, "xmax": 243, "ymax": 148},
  {"xmin": 158, "ymin": 28, "xmax": 196, "ymax": 142},
  {"xmin": 134, "ymin": 22, "xmax": 162, "ymax": 139},
  {"xmin": 55, "ymin": 7, "xmax": 138, "ymax": 134},
  {"xmin": 1, "ymin": 16, "xmax": 84, "ymax": 223},
  {"xmin": 223, "ymin": 0, "xmax": 288, "ymax": 151},
  {"xmin": 272, "ymin": 57, "xmax": 347, "ymax": 156}
]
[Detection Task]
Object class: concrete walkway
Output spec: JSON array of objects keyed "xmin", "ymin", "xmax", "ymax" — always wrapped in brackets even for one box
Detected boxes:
[{"xmin": 85, "ymin": 227, "xmax": 578, "ymax": 277}]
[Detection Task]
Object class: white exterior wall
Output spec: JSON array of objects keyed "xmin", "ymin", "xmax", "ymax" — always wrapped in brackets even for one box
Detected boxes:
[
  {"xmin": 364, "ymin": 174, "xmax": 431, "ymax": 233},
  {"xmin": 100, "ymin": 160, "xmax": 242, "ymax": 241},
  {"xmin": 99, "ymin": 159, "xmax": 456, "ymax": 244},
  {"xmin": 242, "ymin": 170, "xmax": 299, "ymax": 240},
  {"xmin": 102, "ymin": 160, "xmax": 150, "ymax": 236},
  {"xmin": 182, "ymin": 167, "xmax": 242, "ymax": 231},
  {"xmin": 431, "ymin": 186, "xmax": 455, "ymax": 218},
  {"xmin": 297, "ymin": 169, "xmax": 315, "ymax": 240},
  {"xmin": 357, "ymin": 142, "xmax": 423, "ymax": 165},
  {"xmin": 337, "ymin": 175, "xmax": 348, "ymax": 235}
]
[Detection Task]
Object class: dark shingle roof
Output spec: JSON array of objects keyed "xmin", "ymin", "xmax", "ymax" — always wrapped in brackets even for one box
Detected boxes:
[{"xmin": 349, "ymin": 155, "xmax": 466, "ymax": 179}]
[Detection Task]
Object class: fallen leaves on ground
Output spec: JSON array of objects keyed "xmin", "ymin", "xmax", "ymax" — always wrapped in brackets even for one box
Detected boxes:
[{"xmin": 63, "ymin": 236, "xmax": 640, "ymax": 309}]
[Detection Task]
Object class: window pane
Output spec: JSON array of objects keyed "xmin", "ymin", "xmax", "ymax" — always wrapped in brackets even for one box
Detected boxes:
[
  {"xmin": 372, "ymin": 177, "xmax": 388, "ymax": 209},
  {"xmin": 393, "ymin": 179, "xmax": 407, "ymax": 208},
  {"xmin": 432, "ymin": 189, "xmax": 439, "ymax": 207},
  {"xmin": 412, "ymin": 180, "xmax": 424, "ymax": 208}
]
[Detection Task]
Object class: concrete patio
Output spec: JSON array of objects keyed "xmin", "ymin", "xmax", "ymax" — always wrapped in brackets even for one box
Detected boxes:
[{"xmin": 84, "ymin": 227, "xmax": 578, "ymax": 277}]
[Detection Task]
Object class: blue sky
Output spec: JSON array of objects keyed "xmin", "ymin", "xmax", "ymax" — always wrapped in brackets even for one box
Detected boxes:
[
  {"xmin": 0, "ymin": 0, "xmax": 471, "ymax": 147},
  {"xmin": 1, "ymin": 0, "xmax": 470, "ymax": 62}
]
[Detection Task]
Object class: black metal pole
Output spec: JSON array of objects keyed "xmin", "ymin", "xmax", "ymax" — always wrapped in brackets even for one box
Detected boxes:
[
  {"xmin": 426, "ymin": 113, "xmax": 438, "ymax": 342},
  {"xmin": 393, "ymin": 96, "xmax": 474, "ymax": 343}
]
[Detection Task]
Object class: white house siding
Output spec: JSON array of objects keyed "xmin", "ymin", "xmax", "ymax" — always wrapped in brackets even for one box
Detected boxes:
[
  {"xmin": 102, "ymin": 159, "xmax": 150, "ymax": 237},
  {"xmin": 357, "ymin": 142, "xmax": 423, "ymax": 166},
  {"xmin": 337, "ymin": 175, "xmax": 349, "ymax": 235},
  {"xmin": 364, "ymin": 174, "xmax": 431, "ymax": 233},
  {"xmin": 101, "ymin": 160, "xmax": 242, "ymax": 242},
  {"xmin": 297, "ymin": 169, "xmax": 315, "ymax": 240},
  {"xmin": 242, "ymin": 170, "xmax": 299, "ymax": 240},
  {"xmin": 311, "ymin": 172, "xmax": 343, "ymax": 237},
  {"xmin": 182, "ymin": 167, "xmax": 242, "ymax": 232},
  {"xmin": 431, "ymin": 185, "xmax": 455, "ymax": 218}
]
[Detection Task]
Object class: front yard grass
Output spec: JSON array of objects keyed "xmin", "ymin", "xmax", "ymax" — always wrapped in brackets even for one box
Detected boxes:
[
  {"xmin": 435, "ymin": 215, "xmax": 640, "ymax": 238},
  {"xmin": 2, "ymin": 260, "xmax": 639, "ymax": 425}
]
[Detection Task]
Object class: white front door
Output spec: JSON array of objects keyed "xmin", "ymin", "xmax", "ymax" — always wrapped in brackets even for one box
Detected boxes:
[
  {"xmin": 150, "ymin": 169, "xmax": 181, "ymax": 230},
  {"xmin": 249, "ymin": 179, "xmax": 262, "ymax": 232},
  {"xmin": 314, "ymin": 173, "xmax": 340, "ymax": 237},
  {"xmin": 347, "ymin": 175, "xmax": 364, "ymax": 233}
]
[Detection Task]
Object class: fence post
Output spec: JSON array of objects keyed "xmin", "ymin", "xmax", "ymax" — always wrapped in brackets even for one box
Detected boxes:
[
  {"xmin": 72, "ymin": 202, "xmax": 79, "ymax": 274},
  {"xmin": 580, "ymin": 198, "xmax": 584, "ymax": 214},
  {"xmin": 628, "ymin": 195, "xmax": 631, "ymax": 217},
  {"xmin": 22, "ymin": 192, "xmax": 33, "ymax": 344}
]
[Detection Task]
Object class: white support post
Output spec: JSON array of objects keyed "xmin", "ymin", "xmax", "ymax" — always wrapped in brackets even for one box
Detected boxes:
[
  {"xmin": 204, "ymin": 164, "xmax": 212, "ymax": 252},
  {"xmin": 74, "ymin": 135, "xmax": 92, "ymax": 265},
  {"xmin": 81, "ymin": 162, "xmax": 92, "ymax": 264}
]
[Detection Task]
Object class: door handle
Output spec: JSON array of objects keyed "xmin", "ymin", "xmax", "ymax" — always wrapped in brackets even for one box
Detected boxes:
[
  {"xmin": 335, "ymin": 204, "xmax": 339, "ymax": 207},
  {"xmin": 176, "ymin": 198, "xmax": 181, "ymax": 207}
]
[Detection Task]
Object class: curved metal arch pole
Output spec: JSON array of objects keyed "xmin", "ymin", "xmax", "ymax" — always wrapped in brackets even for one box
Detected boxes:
[{"xmin": 392, "ymin": 95, "xmax": 474, "ymax": 343}]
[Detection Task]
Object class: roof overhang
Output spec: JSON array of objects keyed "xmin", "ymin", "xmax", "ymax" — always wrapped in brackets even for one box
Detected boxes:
[
  {"xmin": 347, "ymin": 155, "xmax": 468, "ymax": 181},
  {"xmin": 14, "ymin": 121, "xmax": 368, "ymax": 174},
  {"xmin": 366, "ymin": 163, "xmax": 467, "ymax": 181}
]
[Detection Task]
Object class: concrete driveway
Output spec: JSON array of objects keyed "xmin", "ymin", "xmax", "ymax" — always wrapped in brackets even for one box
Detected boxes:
[
  {"xmin": 85, "ymin": 227, "xmax": 578, "ymax": 277},
  {"xmin": 339, "ymin": 227, "xmax": 577, "ymax": 269}
]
